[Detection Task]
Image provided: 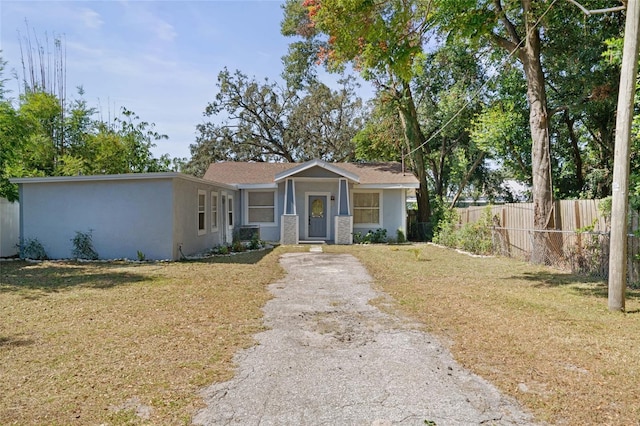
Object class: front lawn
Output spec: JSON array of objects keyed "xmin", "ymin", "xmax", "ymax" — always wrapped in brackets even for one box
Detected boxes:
[
  {"xmin": 3, "ymin": 243, "xmax": 639, "ymax": 425},
  {"xmin": 327, "ymin": 244, "xmax": 640, "ymax": 425},
  {"xmin": 0, "ymin": 248, "xmax": 286, "ymax": 425}
]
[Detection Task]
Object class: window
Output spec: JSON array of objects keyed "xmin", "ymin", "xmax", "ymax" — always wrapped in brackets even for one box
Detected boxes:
[
  {"xmin": 353, "ymin": 191, "xmax": 381, "ymax": 225},
  {"xmin": 227, "ymin": 195, "xmax": 234, "ymax": 227},
  {"xmin": 197, "ymin": 190, "xmax": 206, "ymax": 235},
  {"xmin": 248, "ymin": 191, "xmax": 275, "ymax": 224},
  {"xmin": 210, "ymin": 191, "xmax": 218, "ymax": 231}
]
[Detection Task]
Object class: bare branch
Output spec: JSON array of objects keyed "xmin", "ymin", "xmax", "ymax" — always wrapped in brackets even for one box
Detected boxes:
[{"xmin": 565, "ymin": 0, "xmax": 626, "ymax": 15}]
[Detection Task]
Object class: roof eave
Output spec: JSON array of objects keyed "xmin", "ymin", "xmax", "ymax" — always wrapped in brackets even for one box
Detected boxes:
[
  {"xmin": 10, "ymin": 172, "xmax": 239, "ymax": 190},
  {"xmin": 354, "ymin": 183, "xmax": 420, "ymax": 189},
  {"xmin": 274, "ymin": 159, "xmax": 360, "ymax": 183}
]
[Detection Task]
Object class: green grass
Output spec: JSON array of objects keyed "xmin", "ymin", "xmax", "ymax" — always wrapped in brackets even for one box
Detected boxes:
[
  {"xmin": 0, "ymin": 249, "xmax": 285, "ymax": 425},
  {"xmin": 326, "ymin": 244, "xmax": 640, "ymax": 425}
]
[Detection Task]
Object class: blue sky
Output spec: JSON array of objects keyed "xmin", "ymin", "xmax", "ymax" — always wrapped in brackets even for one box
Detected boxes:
[{"xmin": 0, "ymin": 0, "xmax": 307, "ymax": 160}]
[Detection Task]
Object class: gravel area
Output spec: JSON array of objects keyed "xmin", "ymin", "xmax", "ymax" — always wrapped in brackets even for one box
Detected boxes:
[{"xmin": 193, "ymin": 250, "xmax": 538, "ymax": 426}]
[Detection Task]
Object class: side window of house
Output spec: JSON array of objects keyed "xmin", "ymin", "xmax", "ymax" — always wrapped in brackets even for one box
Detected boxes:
[
  {"xmin": 211, "ymin": 192, "xmax": 218, "ymax": 231},
  {"xmin": 198, "ymin": 190, "xmax": 206, "ymax": 235},
  {"xmin": 248, "ymin": 191, "xmax": 275, "ymax": 224},
  {"xmin": 353, "ymin": 191, "xmax": 381, "ymax": 225},
  {"xmin": 228, "ymin": 195, "xmax": 234, "ymax": 227}
]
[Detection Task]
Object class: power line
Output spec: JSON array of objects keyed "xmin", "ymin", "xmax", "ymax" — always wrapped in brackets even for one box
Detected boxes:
[{"xmin": 403, "ymin": 0, "xmax": 559, "ymax": 161}]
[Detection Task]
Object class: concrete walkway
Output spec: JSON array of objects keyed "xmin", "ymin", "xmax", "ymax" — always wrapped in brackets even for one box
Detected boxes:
[{"xmin": 193, "ymin": 250, "xmax": 537, "ymax": 425}]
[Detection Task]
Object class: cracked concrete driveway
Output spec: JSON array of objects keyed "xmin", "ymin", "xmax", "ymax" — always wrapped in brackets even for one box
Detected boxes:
[{"xmin": 193, "ymin": 250, "xmax": 537, "ymax": 426}]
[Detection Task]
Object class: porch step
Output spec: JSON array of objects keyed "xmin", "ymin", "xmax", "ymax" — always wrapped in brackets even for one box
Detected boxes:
[{"xmin": 299, "ymin": 240, "xmax": 326, "ymax": 244}]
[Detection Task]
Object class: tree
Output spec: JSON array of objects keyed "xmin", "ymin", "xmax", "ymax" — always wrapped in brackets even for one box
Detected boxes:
[
  {"xmin": 282, "ymin": 0, "xmax": 435, "ymax": 222},
  {"xmin": 0, "ymin": 30, "xmax": 175, "ymax": 200},
  {"xmin": 435, "ymin": 0, "xmax": 625, "ymax": 261},
  {"xmin": 184, "ymin": 68, "xmax": 363, "ymax": 176},
  {"xmin": 441, "ymin": 0, "xmax": 555, "ymax": 258}
]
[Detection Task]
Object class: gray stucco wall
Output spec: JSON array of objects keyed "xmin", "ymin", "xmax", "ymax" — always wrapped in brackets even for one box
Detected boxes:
[
  {"xmin": 172, "ymin": 178, "xmax": 230, "ymax": 259},
  {"xmin": 16, "ymin": 175, "xmax": 238, "ymax": 260},
  {"xmin": 19, "ymin": 179, "xmax": 175, "ymax": 260},
  {"xmin": 352, "ymin": 188, "xmax": 407, "ymax": 240}
]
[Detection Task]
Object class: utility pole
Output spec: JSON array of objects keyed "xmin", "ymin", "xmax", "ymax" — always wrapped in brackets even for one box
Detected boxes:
[{"xmin": 608, "ymin": 0, "xmax": 640, "ymax": 312}]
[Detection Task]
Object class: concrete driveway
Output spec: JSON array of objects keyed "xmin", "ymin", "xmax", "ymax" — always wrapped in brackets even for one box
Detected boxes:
[{"xmin": 193, "ymin": 249, "xmax": 537, "ymax": 425}]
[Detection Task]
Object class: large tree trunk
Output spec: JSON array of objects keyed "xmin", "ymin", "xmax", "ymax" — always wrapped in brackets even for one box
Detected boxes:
[
  {"xmin": 520, "ymin": 0, "xmax": 555, "ymax": 263},
  {"xmin": 397, "ymin": 82, "xmax": 431, "ymax": 225},
  {"xmin": 494, "ymin": 0, "xmax": 555, "ymax": 263}
]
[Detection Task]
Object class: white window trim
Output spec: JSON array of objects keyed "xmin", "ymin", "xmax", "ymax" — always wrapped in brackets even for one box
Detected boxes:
[
  {"xmin": 197, "ymin": 189, "xmax": 207, "ymax": 236},
  {"xmin": 246, "ymin": 189, "xmax": 277, "ymax": 226},
  {"xmin": 351, "ymin": 189, "xmax": 383, "ymax": 227},
  {"xmin": 210, "ymin": 191, "xmax": 219, "ymax": 232}
]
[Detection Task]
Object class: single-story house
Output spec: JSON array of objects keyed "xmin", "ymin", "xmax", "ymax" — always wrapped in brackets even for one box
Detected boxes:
[{"xmin": 11, "ymin": 159, "xmax": 418, "ymax": 260}]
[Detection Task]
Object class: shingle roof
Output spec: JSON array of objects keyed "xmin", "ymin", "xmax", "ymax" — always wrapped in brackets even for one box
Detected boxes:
[{"xmin": 203, "ymin": 161, "xmax": 418, "ymax": 186}]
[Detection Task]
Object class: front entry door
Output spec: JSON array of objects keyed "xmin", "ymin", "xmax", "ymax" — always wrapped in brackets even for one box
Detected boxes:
[{"xmin": 308, "ymin": 195, "xmax": 327, "ymax": 239}]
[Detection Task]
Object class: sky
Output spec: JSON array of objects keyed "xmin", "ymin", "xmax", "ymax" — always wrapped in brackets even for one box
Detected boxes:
[{"xmin": 0, "ymin": 0, "xmax": 322, "ymax": 160}]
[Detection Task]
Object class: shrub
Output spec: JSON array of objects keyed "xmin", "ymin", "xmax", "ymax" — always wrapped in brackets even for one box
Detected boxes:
[
  {"xmin": 396, "ymin": 228, "xmax": 406, "ymax": 244},
  {"xmin": 71, "ymin": 230, "xmax": 99, "ymax": 260},
  {"xmin": 353, "ymin": 228, "xmax": 387, "ymax": 244},
  {"xmin": 19, "ymin": 238, "xmax": 48, "ymax": 260},
  {"xmin": 433, "ymin": 208, "xmax": 460, "ymax": 248},
  {"xmin": 248, "ymin": 233, "xmax": 263, "ymax": 250},
  {"xmin": 433, "ymin": 206, "xmax": 495, "ymax": 255}
]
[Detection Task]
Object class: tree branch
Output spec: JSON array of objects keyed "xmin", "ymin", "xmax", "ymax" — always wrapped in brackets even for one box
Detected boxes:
[{"xmin": 565, "ymin": 0, "xmax": 626, "ymax": 16}]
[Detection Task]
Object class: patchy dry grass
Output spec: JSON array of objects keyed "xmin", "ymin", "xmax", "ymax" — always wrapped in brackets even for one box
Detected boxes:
[
  {"xmin": 4, "ymin": 242, "xmax": 639, "ymax": 425},
  {"xmin": 0, "ymin": 248, "xmax": 289, "ymax": 425},
  {"xmin": 326, "ymin": 244, "xmax": 640, "ymax": 425}
]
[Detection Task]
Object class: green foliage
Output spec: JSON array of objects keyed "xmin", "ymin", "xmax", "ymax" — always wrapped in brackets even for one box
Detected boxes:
[
  {"xmin": 136, "ymin": 250, "xmax": 146, "ymax": 261},
  {"xmin": 1, "ymin": 49, "xmax": 175, "ymax": 200},
  {"xmin": 18, "ymin": 237, "xmax": 48, "ymax": 260},
  {"xmin": 353, "ymin": 228, "xmax": 388, "ymax": 244},
  {"xmin": 434, "ymin": 206, "xmax": 495, "ymax": 255},
  {"xmin": 396, "ymin": 228, "xmax": 406, "ymax": 244},
  {"xmin": 184, "ymin": 69, "xmax": 363, "ymax": 175},
  {"xmin": 248, "ymin": 233, "xmax": 263, "ymax": 251},
  {"xmin": 432, "ymin": 208, "xmax": 460, "ymax": 249},
  {"xmin": 71, "ymin": 230, "xmax": 99, "ymax": 260}
]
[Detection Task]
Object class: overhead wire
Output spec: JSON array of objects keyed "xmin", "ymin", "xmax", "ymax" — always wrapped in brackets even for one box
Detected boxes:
[{"xmin": 402, "ymin": 0, "xmax": 560, "ymax": 161}]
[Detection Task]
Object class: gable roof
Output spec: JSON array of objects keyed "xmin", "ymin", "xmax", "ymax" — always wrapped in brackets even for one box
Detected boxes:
[
  {"xmin": 203, "ymin": 160, "xmax": 419, "ymax": 188},
  {"xmin": 274, "ymin": 159, "xmax": 360, "ymax": 183}
]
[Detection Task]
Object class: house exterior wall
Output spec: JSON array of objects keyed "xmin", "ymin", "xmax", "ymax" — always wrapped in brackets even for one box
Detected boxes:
[
  {"xmin": 172, "ymin": 178, "xmax": 231, "ymax": 259},
  {"xmin": 18, "ymin": 179, "xmax": 175, "ymax": 260},
  {"xmin": 1, "ymin": 197, "xmax": 20, "ymax": 257},
  {"xmin": 352, "ymin": 188, "xmax": 407, "ymax": 239}
]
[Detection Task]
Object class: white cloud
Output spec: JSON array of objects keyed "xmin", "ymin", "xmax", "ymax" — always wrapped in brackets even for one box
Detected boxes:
[
  {"xmin": 78, "ymin": 7, "xmax": 103, "ymax": 30},
  {"xmin": 118, "ymin": 2, "xmax": 177, "ymax": 43}
]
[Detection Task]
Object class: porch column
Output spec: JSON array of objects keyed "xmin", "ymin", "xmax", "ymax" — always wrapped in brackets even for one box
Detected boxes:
[
  {"xmin": 281, "ymin": 178, "xmax": 298, "ymax": 244},
  {"xmin": 335, "ymin": 178, "xmax": 353, "ymax": 244}
]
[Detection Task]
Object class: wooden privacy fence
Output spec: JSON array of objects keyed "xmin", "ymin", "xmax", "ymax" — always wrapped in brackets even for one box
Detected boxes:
[{"xmin": 455, "ymin": 200, "xmax": 639, "ymax": 283}]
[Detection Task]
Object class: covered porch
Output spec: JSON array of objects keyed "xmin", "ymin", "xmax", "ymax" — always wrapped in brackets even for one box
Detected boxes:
[{"xmin": 277, "ymin": 161, "xmax": 357, "ymax": 245}]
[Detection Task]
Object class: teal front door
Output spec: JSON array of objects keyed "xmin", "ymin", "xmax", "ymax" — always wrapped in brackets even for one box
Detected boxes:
[{"xmin": 308, "ymin": 195, "xmax": 327, "ymax": 238}]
